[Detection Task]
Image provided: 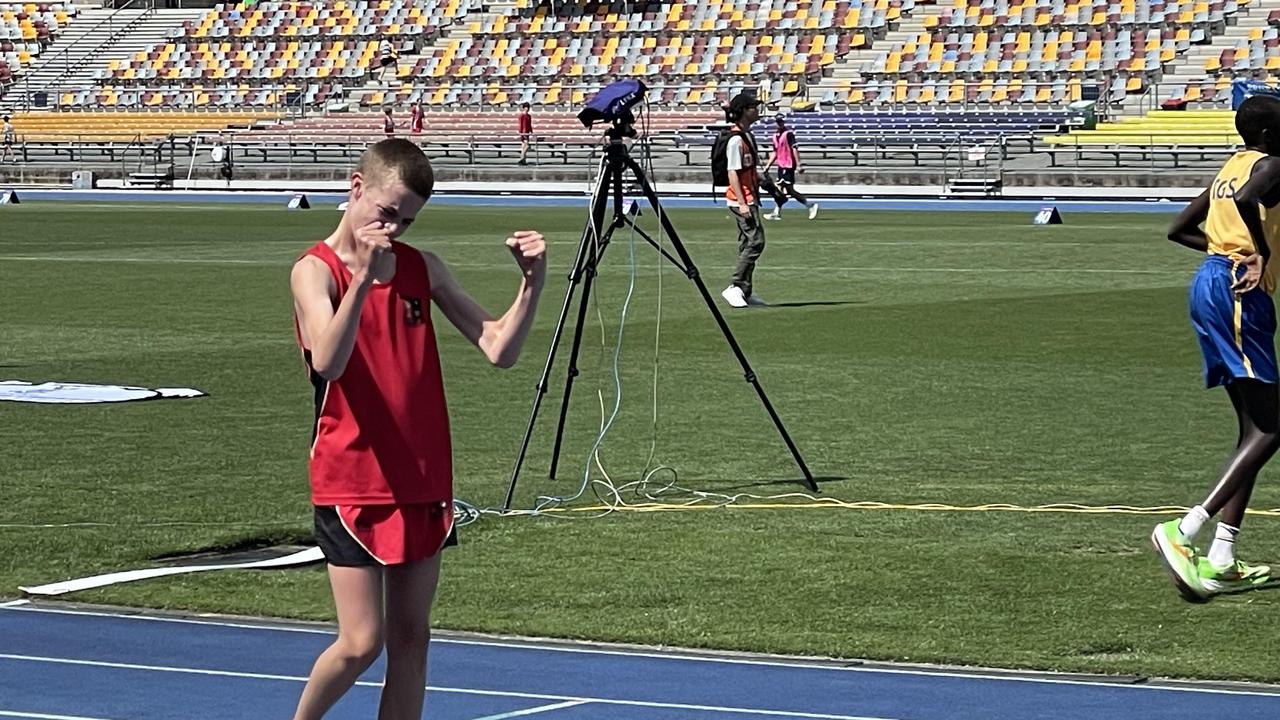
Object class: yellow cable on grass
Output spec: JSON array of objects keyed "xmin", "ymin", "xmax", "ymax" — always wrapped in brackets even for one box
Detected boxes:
[{"xmin": 512, "ymin": 499, "xmax": 1280, "ymax": 518}]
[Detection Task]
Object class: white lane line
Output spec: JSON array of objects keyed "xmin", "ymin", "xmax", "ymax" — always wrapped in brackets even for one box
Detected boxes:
[
  {"xmin": 0, "ymin": 653, "xmax": 895, "ymax": 720},
  {"xmin": 467, "ymin": 700, "xmax": 590, "ymax": 719},
  {"xmin": 3, "ymin": 605, "xmax": 1278, "ymax": 698},
  {"xmin": 0, "ymin": 707, "xmax": 115, "ymax": 712}
]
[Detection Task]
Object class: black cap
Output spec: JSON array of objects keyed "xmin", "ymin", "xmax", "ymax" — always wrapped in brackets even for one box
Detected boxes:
[{"xmin": 725, "ymin": 91, "xmax": 765, "ymax": 117}]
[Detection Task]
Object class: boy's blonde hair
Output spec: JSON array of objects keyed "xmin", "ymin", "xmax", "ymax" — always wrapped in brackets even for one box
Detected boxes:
[{"xmin": 357, "ymin": 139, "xmax": 434, "ymax": 201}]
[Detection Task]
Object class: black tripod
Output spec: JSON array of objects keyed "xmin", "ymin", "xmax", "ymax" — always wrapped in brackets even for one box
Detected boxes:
[{"xmin": 502, "ymin": 122, "xmax": 817, "ymax": 510}]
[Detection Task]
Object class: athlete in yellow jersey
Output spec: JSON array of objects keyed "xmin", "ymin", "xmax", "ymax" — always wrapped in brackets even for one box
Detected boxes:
[{"xmin": 1153, "ymin": 95, "xmax": 1280, "ymax": 602}]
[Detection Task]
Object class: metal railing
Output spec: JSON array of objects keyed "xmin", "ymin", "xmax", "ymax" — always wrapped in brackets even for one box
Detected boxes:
[{"xmin": 2, "ymin": 76, "xmax": 1130, "ymax": 114}]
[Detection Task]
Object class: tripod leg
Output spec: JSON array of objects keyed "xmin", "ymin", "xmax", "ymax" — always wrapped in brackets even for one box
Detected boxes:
[
  {"xmin": 504, "ymin": 157, "xmax": 613, "ymax": 510},
  {"xmin": 626, "ymin": 156, "xmax": 818, "ymax": 492},
  {"xmin": 546, "ymin": 172, "xmax": 620, "ymax": 481}
]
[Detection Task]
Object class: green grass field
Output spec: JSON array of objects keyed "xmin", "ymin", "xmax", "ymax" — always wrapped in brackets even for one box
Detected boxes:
[{"xmin": 4, "ymin": 201, "xmax": 1280, "ymax": 683}]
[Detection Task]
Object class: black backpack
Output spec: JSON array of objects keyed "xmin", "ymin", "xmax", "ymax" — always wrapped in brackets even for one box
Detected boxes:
[{"xmin": 711, "ymin": 126, "xmax": 749, "ymax": 196}]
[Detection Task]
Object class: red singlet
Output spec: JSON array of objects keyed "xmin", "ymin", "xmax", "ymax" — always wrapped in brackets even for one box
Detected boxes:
[{"xmin": 295, "ymin": 240, "xmax": 453, "ymax": 506}]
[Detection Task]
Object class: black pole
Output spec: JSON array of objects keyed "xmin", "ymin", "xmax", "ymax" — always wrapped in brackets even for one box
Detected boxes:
[
  {"xmin": 503, "ymin": 127, "xmax": 817, "ymax": 509},
  {"xmin": 546, "ymin": 156, "xmax": 619, "ymax": 480},
  {"xmin": 623, "ymin": 152, "xmax": 816, "ymax": 491},
  {"xmin": 503, "ymin": 153, "xmax": 613, "ymax": 510}
]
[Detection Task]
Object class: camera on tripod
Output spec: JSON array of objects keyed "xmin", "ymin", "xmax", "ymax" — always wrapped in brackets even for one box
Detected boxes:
[
  {"xmin": 504, "ymin": 76, "xmax": 817, "ymax": 508},
  {"xmin": 576, "ymin": 79, "xmax": 648, "ymax": 140}
]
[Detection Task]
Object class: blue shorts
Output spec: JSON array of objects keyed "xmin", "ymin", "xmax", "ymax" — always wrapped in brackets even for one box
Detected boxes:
[{"xmin": 1190, "ymin": 255, "xmax": 1278, "ymax": 388}]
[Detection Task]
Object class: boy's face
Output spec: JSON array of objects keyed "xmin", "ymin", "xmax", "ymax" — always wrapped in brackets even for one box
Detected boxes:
[{"xmin": 348, "ymin": 172, "xmax": 427, "ymax": 240}]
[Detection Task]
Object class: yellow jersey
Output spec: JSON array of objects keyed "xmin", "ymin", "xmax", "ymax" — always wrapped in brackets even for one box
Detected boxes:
[{"xmin": 1205, "ymin": 150, "xmax": 1280, "ymax": 293}]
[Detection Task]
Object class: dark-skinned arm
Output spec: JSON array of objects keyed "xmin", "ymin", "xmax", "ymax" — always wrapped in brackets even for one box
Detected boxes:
[
  {"xmin": 1233, "ymin": 156, "xmax": 1280, "ymax": 262},
  {"xmin": 1168, "ymin": 189, "xmax": 1210, "ymax": 252}
]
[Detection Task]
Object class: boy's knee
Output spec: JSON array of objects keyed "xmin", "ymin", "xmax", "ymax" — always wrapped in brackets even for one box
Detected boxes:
[
  {"xmin": 1264, "ymin": 431, "xmax": 1280, "ymax": 452},
  {"xmin": 1244, "ymin": 428, "xmax": 1280, "ymax": 453},
  {"xmin": 385, "ymin": 624, "xmax": 431, "ymax": 655},
  {"xmin": 337, "ymin": 629, "xmax": 384, "ymax": 666}
]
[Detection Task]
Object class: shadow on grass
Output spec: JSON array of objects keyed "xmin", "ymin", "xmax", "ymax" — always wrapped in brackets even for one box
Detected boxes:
[
  {"xmin": 765, "ymin": 301, "xmax": 864, "ymax": 308},
  {"xmin": 1208, "ymin": 577, "xmax": 1280, "ymax": 602},
  {"xmin": 706, "ymin": 475, "xmax": 850, "ymax": 493}
]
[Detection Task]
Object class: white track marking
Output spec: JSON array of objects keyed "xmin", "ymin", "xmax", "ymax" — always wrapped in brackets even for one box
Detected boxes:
[
  {"xmin": 0, "ymin": 707, "xmax": 115, "ymax": 712},
  {"xmin": 466, "ymin": 700, "xmax": 590, "ymax": 719},
  {"xmin": 2, "ymin": 605, "xmax": 1278, "ymax": 697},
  {"xmin": 0, "ymin": 654, "xmax": 896, "ymax": 720}
]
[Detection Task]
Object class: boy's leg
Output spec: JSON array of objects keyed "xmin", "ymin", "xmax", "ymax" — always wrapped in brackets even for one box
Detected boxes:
[
  {"xmin": 761, "ymin": 175, "xmax": 786, "ymax": 216},
  {"xmin": 730, "ymin": 209, "xmax": 766, "ymax": 297},
  {"xmin": 1196, "ymin": 380, "xmax": 1277, "ymax": 590},
  {"xmin": 378, "ymin": 554, "xmax": 444, "ymax": 720},
  {"xmin": 294, "ymin": 565, "xmax": 385, "ymax": 720},
  {"xmin": 1217, "ymin": 382, "xmax": 1264, "ymax": 529},
  {"xmin": 1158, "ymin": 379, "xmax": 1279, "ymax": 598},
  {"xmin": 1201, "ymin": 378, "xmax": 1279, "ymax": 519},
  {"xmin": 785, "ymin": 183, "xmax": 812, "ymax": 206}
]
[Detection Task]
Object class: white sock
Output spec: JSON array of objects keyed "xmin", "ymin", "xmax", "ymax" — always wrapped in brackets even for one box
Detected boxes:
[
  {"xmin": 1178, "ymin": 505, "xmax": 1210, "ymax": 540},
  {"xmin": 1208, "ymin": 523, "xmax": 1239, "ymax": 568}
]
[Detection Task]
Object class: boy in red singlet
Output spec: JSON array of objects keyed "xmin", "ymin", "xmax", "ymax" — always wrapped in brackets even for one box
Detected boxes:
[{"xmin": 289, "ymin": 138, "xmax": 546, "ymax": 719}]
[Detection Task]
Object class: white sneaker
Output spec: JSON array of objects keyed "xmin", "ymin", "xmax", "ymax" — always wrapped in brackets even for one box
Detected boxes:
[
  {"xmin": 745, "ymin": 294, "xmax": 768, "ymax": 307},
  {"xmin": 808, "ymin": 203, "xmax": 819, "ymax": 220},
  {"xmin": 764, "ymin": 210, "xmax": 781, "ymax": 220},
  {"xmin": 720, "ymin": 285, "xmax": 748, "ymax": 308}
]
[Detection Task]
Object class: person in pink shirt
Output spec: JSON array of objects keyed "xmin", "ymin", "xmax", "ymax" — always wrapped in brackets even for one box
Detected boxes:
[{"xmin": 762, "ymin": 115, "xmax": 818, "ymax": 221}]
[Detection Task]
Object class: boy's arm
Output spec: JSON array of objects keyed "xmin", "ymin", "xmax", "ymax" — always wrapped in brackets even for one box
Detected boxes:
[
  {"xmin": 291, "ymin": 223, "xmax": 394, "ymax": 380},
  {"xmin": 423, "ymin": 232, "xmax": 546, "ymax": 369},
  {"xmin": 1167, "ymin": 188, "xmax": 1210, "ymax": 252},
  {"xmin": 726, "ymin": 134, "xmax": 751, "ymax": 215},
  {"xmin": 291, "ymin": 258, "xmax": 373, "ymax": 381},
  {"xmin": 728, "ymin": 167, "xmax": 750, "ymax": 215},
  {"xmin": 1234, "ymin": 156, "xmax": 1280, "ymax": 260}
]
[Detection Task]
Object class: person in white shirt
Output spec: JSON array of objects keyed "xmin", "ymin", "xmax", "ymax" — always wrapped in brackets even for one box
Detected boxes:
[
  {"xmin": 757, "ymin": 74, "xmax": 773, "ymax": 105},
  {"xmin": 377, "ymin": 37, "xmax": 398, "ymax": 82},
  {"xmin": 718, "ymin": 92, "xmax": 768, "ymax": 308}
]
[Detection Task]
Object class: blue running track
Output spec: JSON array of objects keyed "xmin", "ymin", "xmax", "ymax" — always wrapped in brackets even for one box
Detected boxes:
[{"xmin": 1, "ymin": 602, "xmax": 1277, "ymax": 719}]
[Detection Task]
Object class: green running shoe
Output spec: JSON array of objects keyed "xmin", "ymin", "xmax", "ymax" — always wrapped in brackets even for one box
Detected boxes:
[
  {"xmin": 1151, "ymin": 519, "xmax": 1208, "ymax": 602},
  {"xmin": 1198, "ymin": 557, "xmax": 1272, "ymax": 594}
]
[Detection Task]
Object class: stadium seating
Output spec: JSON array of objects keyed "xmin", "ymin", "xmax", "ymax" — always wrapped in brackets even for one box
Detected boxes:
[
  {"xmin": 424, "ymin": 0, "xmax": 900, "ymax": 107},
  {"xmin": 0, "ymin": 1, "xmax": 78, "ymax": 87},
  {"xmin": 1166, "ymin": 24, "xmax": 1280, "ymax": 105},
  {"xmin": 237, "ymin": 108, "xmax": 716, "ymax": 142},
  {"xmin": 65, "ymin": 0, "xmax": 909, "ymax": 110},
  {"xmin": 673, "ymin": 108, "xmax": 1071, "ymax": 165},
  {"xmin": 1042, "ymin": 109, "xmax": 1239, "ymax": 164},
  {"xmin": 87, "ymin": 0, "xmax": 480, "ymax": 107},
  {"xmin": 859, "ymin": 0, "xmax": 1252, "ymax": 106},
  {"xmin": 177, "ymin": 107, "xmax": 722, "ymax": 167},
  {"xmin": 6, "ymin": 109, "xmax": 276, "ymax": 141}
]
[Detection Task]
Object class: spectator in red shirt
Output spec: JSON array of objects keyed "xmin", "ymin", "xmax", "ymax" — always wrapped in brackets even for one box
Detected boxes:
[
  {"xmin": 410, "ymin": 102, "xmax": 424, "ymax": 136},
  {"xmin": 382, "ymin": 107, "xmax": 395, "ymax": 138},
  {"xmin": 517, "ymin": 103, "xmax": 533, "ymax": 166}
]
